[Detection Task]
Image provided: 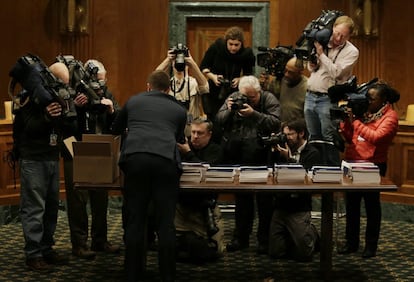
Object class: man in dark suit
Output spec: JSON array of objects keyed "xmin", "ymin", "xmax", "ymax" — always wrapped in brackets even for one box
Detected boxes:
[{"xmin": 111, "ymin": 70, "xmax": 187, "ymax": 282}]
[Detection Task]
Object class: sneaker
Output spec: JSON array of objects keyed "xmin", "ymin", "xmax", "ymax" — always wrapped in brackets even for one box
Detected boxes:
[
  {"xmin": 26, "ymin": 257, "xmax": 53, "ymax": 273},
  {"xmin": 91, "ymin": 241, "xmax": 121, "ymax": 253},
  {"xmin": 43, "ymin": 250, "xmax": 69, "ymax": 265},
  {"xmin": 72, "ymin": 247, "xmax": 96, "ymax": 260}
]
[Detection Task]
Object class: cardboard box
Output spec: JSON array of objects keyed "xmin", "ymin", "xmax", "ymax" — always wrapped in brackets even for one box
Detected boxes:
[{"xmin": 72, "ymin": 134, "xmax": 121, "ymax": 184}]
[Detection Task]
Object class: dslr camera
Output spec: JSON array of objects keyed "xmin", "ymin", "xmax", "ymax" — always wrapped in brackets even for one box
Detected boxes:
[
  {"xmin": 329, "ymin": 76, "xmax": 378, "ymax": 120},
  {"xmin": 257, "ymin": 46, "xmax": 294, "ymax": 79},
  {"xmin": 231, "ymin": 93, "xmax": 248, "ymax": 111},
  {"xmin": 261, "ymin": 132, "xmax": 288, "ymax": 147},
  {"xmin": 170, "ymin": 43, "xmax": 189, "ymax": 72},
  {"xmin": 295, "ymin": 10, "xmax": 344, "ymax": 64}
]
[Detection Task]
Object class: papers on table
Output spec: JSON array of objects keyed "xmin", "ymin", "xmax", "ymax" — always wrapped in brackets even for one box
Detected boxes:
[
  {"xmin": 274, "ymin": 164, "xmax": 306, "ymax": 183},
  {"xmin": 309, "ymin": 166, "xmax": 342, "ymax": 183},
  {"xmin": 341, "ymin": 160, "xmax": 381, "ymax": 184},
  {"xmin": 180, "ymin": 162, "xmax": 209, "ymax": 183},
  {"xmin": 205, "ymin": 165, "xmax": 240, "ymax": 183},
  {"xmin": 239, "ymin": 166, "xmax": 272, "ymax": 183}
]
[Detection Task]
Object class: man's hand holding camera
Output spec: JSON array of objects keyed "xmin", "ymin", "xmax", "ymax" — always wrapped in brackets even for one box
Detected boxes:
[
  {"xmin": 226, "ymin": 96, "xmax": 253, "ymax": 117},
  {"xmin": 46, "ymin": 102, "xmax": 63, "ymax": 117},
  {"xmin": 74, "ymin": 93, "xmax": 114, "ymax": 113}
]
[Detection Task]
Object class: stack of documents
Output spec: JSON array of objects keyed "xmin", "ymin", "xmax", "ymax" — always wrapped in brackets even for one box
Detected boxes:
[
  {"xmin": 310, "ymin": 166, "xmax": 342, "ymax": 183},
  {"xmin": 341, "ymin": 160, "xmax": 381, "ymax": 184},
  {"xmin": 274, "ymin": 164, "xmax": 306, "ymax": 183},
  {"xmin": 180, "ymin": 162, "xmax": 208, "ymax": 183},
  {"xmin": 205, "ymin": 165, "xmax": 240, "ymax": 183},
  {"xmin": 239, "ymin": 166, "xmax": 271, "ymax": 183}
]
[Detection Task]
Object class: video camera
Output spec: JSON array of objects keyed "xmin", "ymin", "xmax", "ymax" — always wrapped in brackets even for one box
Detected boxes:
[
  {"xmin": 261, "ymin": 132, "xmax": 288, "ymax": 147},
  {"xmin": 257, "ymin": 46, "xmax": 294, "ymax": 79},
  {"xmin": 231, "ymin": 92, "xmax": 249, "ymax": 111},
  {"xmin": 295, "ymin": 10, "xmax": 344, "ymax": 64},
  {"xmin": 170, "ymin": 43, "xmax": 189, "ymax": 72},
  {"xmin": 56, "ymin": 55, "xmax": 102, "ymax": 107},
  {"xmin": 8, "ymin": 53, "xmax": 76, "ymax": 118},
  {"xmin": 328, "ymin": 76, "xmax": 379, "ymax": 120}
]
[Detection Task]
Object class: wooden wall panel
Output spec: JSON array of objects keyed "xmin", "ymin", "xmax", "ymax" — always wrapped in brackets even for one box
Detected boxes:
[{"xmin": 0, "ymin": 0, "xmax": 413, "ymax": 116}]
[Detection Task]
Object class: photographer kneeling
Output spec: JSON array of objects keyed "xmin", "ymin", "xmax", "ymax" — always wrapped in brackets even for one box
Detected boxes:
[
  {"xmin": 176, "ymin": 118, "xmax": 224, "ymax": 263},
  {"xmin": 269, "ymin": 119, "xmax": 321, "ymax": 262}
]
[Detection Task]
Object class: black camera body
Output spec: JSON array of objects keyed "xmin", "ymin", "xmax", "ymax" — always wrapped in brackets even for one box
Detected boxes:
[
  {"xmin": 295, "ymin": 10, "xmax": 344, "ymax": 64},
  {"xmin": 56, "ymin": 55, "xmax": 102, "ymax": 106},
  {"xmin": 257, "ymin": 46, "xmax": 294, "ymax": 79},
  {"xmin": 9, "ymin": 54, "xmax": 76, "ymax": 118},
  {"xmin": 261, "ymin": 132, "xmax": 288, "ymax": 147},
  {"xmin": 329, "ymin": 76, "xmax": 378, "ymax": 120},
  {"xmin": 231, "ymin": 93, "xmax": 248, "ymax": 111},
  {"xmin": 170, "ymin": 43, "xmax": 189, "ymax": 72}
]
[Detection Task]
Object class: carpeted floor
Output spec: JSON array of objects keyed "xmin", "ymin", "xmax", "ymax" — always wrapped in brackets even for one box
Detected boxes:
[{"xmin": 0, "ymin": 202, "xmax": 413, "ymax": 282}]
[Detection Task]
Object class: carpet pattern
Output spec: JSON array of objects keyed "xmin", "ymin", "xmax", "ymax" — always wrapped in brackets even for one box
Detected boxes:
[{"xmin": 0, "ymin": 206, "xmax": 413, "ymax": 281}]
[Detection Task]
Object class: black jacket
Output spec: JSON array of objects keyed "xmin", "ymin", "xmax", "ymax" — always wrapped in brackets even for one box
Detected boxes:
[{"xmin": 112, "ymin": 90, "xmax": 187, "ymax": 169}]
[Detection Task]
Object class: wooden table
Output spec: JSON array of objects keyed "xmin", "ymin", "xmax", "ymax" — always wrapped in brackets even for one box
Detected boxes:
[{"xmin": 74, "ymin": 178, "xmax": 397, "ymax": 281}]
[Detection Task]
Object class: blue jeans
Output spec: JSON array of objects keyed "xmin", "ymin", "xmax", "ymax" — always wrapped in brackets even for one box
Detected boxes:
[
  {"xmin": 19, "ymin": 159, "xmax": 60, "ymax": 259},
  {"xmin": 304, "ymin": 92, "xmax": 340, "ymax": 165}
]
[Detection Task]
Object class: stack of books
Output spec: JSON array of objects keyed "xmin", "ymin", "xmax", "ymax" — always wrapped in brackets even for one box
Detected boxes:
[
  {"xmin": 180, "ymin": 162, "xmax": 208, "ymax": 183},
  {"xmin": 274, "ymin": 164, "xmax": 306, "ymax": 183},
  {"xmin": 239, "ymin": 166, "xmax": 272, "ymax": 183},
  {"xmin": 309, "ymin": 166, "xmax": 342, "ymax": 183},
  {"xmin": 205, "ymin": 165, "xmax": 240, "ymax": 183},
  {"xmin": 341, "ymin": 160, "xmax": 381, "ymax": 184}
]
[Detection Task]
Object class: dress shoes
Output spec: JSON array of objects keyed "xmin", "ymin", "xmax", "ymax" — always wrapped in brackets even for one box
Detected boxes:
[
  {"xmin": 43, "ymin": 250, "xmax": 69, "ymax": 265},
  {"xmin": 26, "ymin": 257, "xmax": 53, "ymax": 273},
  {"xmin": 226, "ymin": 238, "xmax": 249, "ymax": 252},
  {"xmin": 91, "ymin": 241, "xmax": 121, "ymax": 253},
  {"xmin": 337, "ymin": 244, "xmax": 358, "ymax": 254},
  {"xmin": 72, "ymin": 247, "xmax": 96, "ymax": 260},
  {"xmin": 362, "ymin": 248, "xmax": 377, "ymax": 258}
]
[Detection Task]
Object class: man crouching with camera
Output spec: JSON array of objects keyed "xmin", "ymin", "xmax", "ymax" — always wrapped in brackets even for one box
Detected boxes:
[
  {"xmin": 268, "ymin": 119, "xmax": 321, "ymax": 262},
  {"xmin": 216, "ymin": 75, "xmax": 280, "ymax": 253},
  {"xmin": 176, "ymin": 118, "xmax": 224, "ymax": 263}
]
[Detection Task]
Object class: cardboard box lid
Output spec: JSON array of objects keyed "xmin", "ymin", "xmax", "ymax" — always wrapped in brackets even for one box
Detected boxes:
[
  {"xmin": 73, "ymin": 142, "xmax": 112, "ymax": 156},
  {"xmin": 82, "ymin": 134, "xmax": 120, "ymax": 143}
]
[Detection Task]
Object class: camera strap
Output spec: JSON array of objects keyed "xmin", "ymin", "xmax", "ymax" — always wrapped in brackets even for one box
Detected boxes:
[{"xmin": 171, "ymin": 74, "xmax": 191, "ymax": 109}]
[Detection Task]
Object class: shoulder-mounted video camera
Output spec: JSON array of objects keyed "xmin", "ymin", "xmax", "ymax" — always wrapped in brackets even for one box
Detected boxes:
[
  {"xmin": 328, "ymin": 76, "xmax": 379, "ymax": 120},
  {"xmin": 170, "ymin": 43, "xmax": 189, "ymax": 72},
  {"xmin": 8, "ymin": 53, "xmax": 76, "ymax": 118},
  {"xmin": 257, "ymin": 46, "xmax": 294, "ymax": 80},
  {"xmin": 295, "ymin": 10, "xmax": 344, "ymax": 64},
  {"xmin": 56, "ymin": 55, "xmax": 102, "ymax": 107}
]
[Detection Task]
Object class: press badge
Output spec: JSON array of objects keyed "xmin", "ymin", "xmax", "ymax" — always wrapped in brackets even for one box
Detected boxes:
[{"xmin": 49, "ymin": 133, "xmax": 58, "ymax": 146}]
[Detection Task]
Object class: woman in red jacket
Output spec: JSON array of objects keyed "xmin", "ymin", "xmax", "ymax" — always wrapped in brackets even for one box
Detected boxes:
[{"xmin": 338, "ymin": 82, "xmax": 400, "ymax": 258}]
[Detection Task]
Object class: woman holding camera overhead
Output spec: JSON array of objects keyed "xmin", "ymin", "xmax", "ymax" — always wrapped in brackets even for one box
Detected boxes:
[
  {"xmin": 338, "ymin": 81, "xmax": 399, "ymax": 258},
  {"xmin": 200, "ymin": 26, "xmax": 255, "ymax": 126}
]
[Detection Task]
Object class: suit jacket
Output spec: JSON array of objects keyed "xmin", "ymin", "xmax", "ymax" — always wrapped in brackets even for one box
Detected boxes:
[{"xmin": 111, "ymin": 90, "xmax": 187, "ymax": 168}]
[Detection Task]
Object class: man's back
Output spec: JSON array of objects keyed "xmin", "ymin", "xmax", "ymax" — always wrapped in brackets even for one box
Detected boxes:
[{"xmin": 113, "ymin": 90, "xmax": 187, "ymax": 161}]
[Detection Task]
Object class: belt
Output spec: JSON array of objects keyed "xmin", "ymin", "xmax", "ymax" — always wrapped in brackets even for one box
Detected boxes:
[{"xmin": 308, "ymin": 90, "xmax": 328, "ymax": 96}]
